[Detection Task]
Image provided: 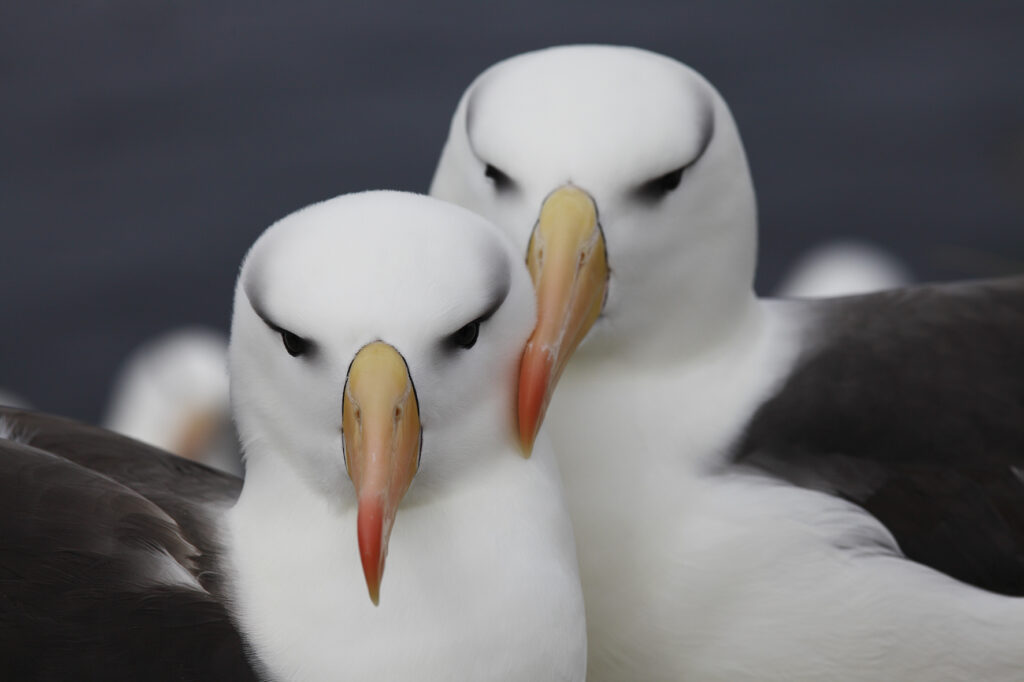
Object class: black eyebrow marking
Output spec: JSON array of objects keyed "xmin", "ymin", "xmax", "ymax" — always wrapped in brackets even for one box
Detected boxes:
[
  {"xmin": 673, "ymin": 91, "xmax": 717, "ymax": 173},
  {"xmin": 242, "ymin": 282, "xmax": 281, "ymax": 332},
  {"xmin": 693, "ymin": 95, "xmax": 716, "ymax": 164},
  {"xmin": 464, "ymin": 85, "xmax": 519, "ymax": 195},
  {"xmin": 666, "ymin": 95, "xmax": 716, "ymax": 174},
  {"xmin": 243, "ymin": 284, "xmax": 316, "ymax": 351},
  {"xmin": 252, "ymin": 304, "xmax": 286, "ymax": 335},
  {"xmin": 632, "ymin": 94, "xmax": 717, "ymax": 201},
  {"xmin": 441, "ymin": 252, "xmax": 512, "ymax": 352}
]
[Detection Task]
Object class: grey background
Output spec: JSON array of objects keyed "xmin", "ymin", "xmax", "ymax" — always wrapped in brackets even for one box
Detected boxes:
[{"xmin": 2, "ymin": 1, "xmax": 1023, "ymax": 423}]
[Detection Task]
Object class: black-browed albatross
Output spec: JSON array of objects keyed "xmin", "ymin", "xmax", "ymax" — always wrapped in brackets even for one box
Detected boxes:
[
  {"xmin": 774, "ymin": 239, "xmax": 912, "ymax": 297},
  {"xmin": 430, "ymin": 44, "xmax": 1024, "ymax": 681},
  {"xmin": 103, "ymin": 327, "xmax": 239, "ymax": 474},
  {"xmin": 0, "ymin": 191, "xmax": 587, "ymax": 681}
]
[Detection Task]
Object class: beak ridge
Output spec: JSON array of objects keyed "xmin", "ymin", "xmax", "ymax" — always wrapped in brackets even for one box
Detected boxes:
[
  {"xmin": 342, "ymin": 341, "xmax": 421, "ymax": 605},
  {"xmin": 518, "ymin": 186, "xmax": 608, "ymax": 453}
]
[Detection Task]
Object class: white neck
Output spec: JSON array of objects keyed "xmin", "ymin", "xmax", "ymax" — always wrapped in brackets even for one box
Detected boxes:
[
  {"xmin": 584, "ymin": 285, "xmax": 762, "ymax": 367},
  {"xmin": 224, "ymin": 440, "xmax": 586, "ymax": 681},
  {"xmin": 544, "ymin": 300, "xmax": 807, "ymax": 681},
  {"xmin": 556, "ymin": 299, "xmax": 804, "ymax": 464}
]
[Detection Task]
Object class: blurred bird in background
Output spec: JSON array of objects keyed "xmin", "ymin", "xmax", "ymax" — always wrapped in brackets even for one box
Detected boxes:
[
  {"xmin": 103, "ymin": 327, "xmax": 239, "ymax": 473},
  {"xmin": 774, "ymin": 239, "xmax": 912, "ymax": 298}
]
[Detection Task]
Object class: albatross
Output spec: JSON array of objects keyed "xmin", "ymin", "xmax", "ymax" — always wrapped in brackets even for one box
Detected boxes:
[
  {"xmin": 775, "ymin": 239, "xmax": 912, "ymax": 298},
  {"xmin": 431, "ymin": 44, "xmax": 1024, "ymax": 681},
  {"xmin": 104, "ymin": 327, "xmax": 239, "ymax": 474},
  {"xmin": 0, "ymin": 191, "xmax": 586, "ymax": 681}
]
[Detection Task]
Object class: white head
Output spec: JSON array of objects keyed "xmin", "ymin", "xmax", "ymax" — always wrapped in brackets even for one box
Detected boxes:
[
  {"xmin": 430, "ymin": 45, "xmax": 758, "ymax": 447},
  {"xmin": 228, "ymin": 191, "xmax": 535, "ymax": 603}
]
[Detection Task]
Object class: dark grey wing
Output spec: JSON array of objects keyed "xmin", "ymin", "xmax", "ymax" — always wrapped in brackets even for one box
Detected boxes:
[
  {"xmin": 0, "ymin": 407, "xmax": 242, "ymax": 595},
  {"xmin": 0, "ymin": 415, "xmax": 258, "ymax": 680},
  {"xmin": 735, "ymin": 275, "xmax": 1024, "ymax": 595}
]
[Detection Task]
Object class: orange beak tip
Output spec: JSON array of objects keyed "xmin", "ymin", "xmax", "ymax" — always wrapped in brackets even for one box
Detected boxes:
[
  {"xmin": 357, "ymin": 497, "xmax": 386, "ymax": 607},
  {"xmin": 517, "ymin": 343, "xmax": 553, "ymax": 456},
  {"xmin": 516, "ymin": 398, "xmax": 542, "ymax": 459}
]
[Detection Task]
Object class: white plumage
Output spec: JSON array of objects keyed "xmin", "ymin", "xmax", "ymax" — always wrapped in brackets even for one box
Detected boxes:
[
  {"xmin": 0, "ymin": 191, "xmax": 588, "ymax": 680},
  {"xmin": 431, "ymin": 44, "xmax": 1024, "ymax": 681},
  {"xmin": 225, "ymin": 191, "xmax": 586, "ymax": 680},
  {"xmin": 775, "ymin": 239, "xmax": 912, "ymax": 298}
]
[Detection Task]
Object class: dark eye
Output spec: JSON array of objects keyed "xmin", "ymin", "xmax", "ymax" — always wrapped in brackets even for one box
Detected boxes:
[
  {"xmin": 636, "ymin": 166, "xmax": 685, "ymax": 201},
  {"xmin": 484, "ymin": 163, "xmax": 513, "ymax": 192},
  {"xmin": 447, "ymin": 320, "xmax": 480, "ymax": 350},
  {"xmin": 280, "ymin": 330, "xmax": 310, "ymax": 357}
]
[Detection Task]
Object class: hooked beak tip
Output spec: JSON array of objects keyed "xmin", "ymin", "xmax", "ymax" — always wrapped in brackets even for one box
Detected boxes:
[
  {"xmin": 357, "ymin": 496, "xmax": 387, "ymax": 606},
  {"xmin": 517, "ymin": 342, "xmax": 552, "ymax": 457}
]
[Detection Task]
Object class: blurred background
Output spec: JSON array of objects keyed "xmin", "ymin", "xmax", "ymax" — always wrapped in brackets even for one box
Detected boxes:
[{"xmin": 2, "ymin": 1, "xmax": 1023, "ymax": 425}]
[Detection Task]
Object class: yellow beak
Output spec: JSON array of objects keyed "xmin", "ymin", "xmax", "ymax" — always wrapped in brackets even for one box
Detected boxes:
[
  {"xmin": 342, "ymin": 341, "xmax": 421, "ymax": 605},
  {"xmin": 518, "ymin": 186, "xmax": 609, "ymax": 454}
]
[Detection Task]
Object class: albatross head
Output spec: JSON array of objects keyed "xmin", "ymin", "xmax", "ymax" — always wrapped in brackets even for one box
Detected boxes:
[
  {"xmin": 228, "ymin": 191, "xmax": 535, "ymax": 604},
  {"xmin": 430, "ymin": 44, "xmax": 759, "ymax": 451}
]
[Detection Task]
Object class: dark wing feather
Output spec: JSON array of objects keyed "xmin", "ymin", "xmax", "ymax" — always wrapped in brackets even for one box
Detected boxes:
[
  {"xmin": 0, "ymin": 407, "xmax": 242, "ymax": 595},
  {"xmin": 0, "ymin": 411, "xmax": 258, "ymax": 680},
  {"xmin": 735, "ymin": 276, "xmax": 1024, "ymax": 595}
]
